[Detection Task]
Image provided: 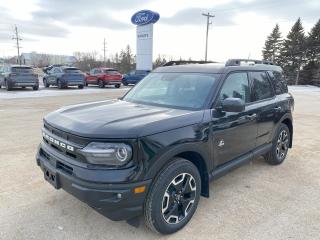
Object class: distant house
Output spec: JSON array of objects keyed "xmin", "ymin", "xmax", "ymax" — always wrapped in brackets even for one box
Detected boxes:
[{"xmin": 20, "ymin": 52, "xmax": 77, "ymax": 67}]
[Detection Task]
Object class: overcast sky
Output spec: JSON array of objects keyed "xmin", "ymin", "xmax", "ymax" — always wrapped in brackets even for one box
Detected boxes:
[{"xmin": 0, "ymin": 0, "xmax": 319, "ymax": 62}]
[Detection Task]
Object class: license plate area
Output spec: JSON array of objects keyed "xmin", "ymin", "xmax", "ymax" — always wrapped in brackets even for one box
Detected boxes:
[{"xmin": 43, "ymin": 165, "xmax": 60, "ymax": 189}]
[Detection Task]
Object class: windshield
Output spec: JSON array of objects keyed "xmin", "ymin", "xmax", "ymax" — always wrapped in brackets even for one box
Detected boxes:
[
  {"xmin": 123, "ymin": 72, "xmax": 220, "ymax": 109},
  {"xmin": 12, "ymin": 67, "xmax": 33, "ymax": 73},
  {"xmin": 63, "ymin": 68, "xmax": 81, "ymax": 73}
]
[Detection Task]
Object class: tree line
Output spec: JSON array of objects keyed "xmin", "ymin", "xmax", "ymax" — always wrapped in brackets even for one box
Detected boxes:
[
  {"xmin": 262, "ymin": 18, "xmax": 320, "ymax": 86},
  {"xmin": 74, "ymin": 45, "xmax": 168, "ymax": 74}
]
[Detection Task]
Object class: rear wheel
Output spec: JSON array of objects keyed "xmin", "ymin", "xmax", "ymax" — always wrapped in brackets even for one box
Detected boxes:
[
  {"xmin": 144, "ymin": 158, "xmax": 201, "ymax": 234},
  {"xmin": 33, "ymin": 85, "xmax": 39, "ymax": 91},
  {"xmin": 115, "ymin": 84, "xmax": 121, "ymax": 88},
  {"xmin": 98, "ymin": 79, "xmax": 105, "ymax": 88},
  {"xmin": 78, "ymin": 85, "xmax": 84, "ymax": 89},
  {"xmin": 264, "ymin": 123, "xmax": 290, "ymax": 165},
  {"xmin": 122, "ymin": 80, "xmax": 128, "ymax": 86}
]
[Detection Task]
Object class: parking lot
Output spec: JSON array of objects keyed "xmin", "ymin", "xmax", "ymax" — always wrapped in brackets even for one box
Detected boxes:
[{"xmin": 0, "ymin": 86, "xmax": 319, "ymax": 240}]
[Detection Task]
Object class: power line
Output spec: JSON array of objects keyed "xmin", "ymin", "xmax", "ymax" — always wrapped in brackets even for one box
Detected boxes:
[
  {"xmin": 202, "ymin": 12, "xmax": 215, "ymax": 61},
  {"xmin": 12, "ymin": 25, "xmax": 22, "ymax": 65}
]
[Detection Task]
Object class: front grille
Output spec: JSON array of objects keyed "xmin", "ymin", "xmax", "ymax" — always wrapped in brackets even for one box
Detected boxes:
[{"xmin": 43, "ymin": 122, "xmax": 88, "ymax": 163}]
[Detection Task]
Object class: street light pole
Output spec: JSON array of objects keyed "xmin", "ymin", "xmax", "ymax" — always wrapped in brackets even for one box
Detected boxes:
[{"xmin": 202, "ymin": 12, "xmax": 214, "ymax": 61}]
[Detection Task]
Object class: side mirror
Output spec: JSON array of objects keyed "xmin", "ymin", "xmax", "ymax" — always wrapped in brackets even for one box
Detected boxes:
[
  {"xmin": 221, "ymin": 98, "xmax": 245, "ymax": 112},
  {"xmin": 86, "ymin": 72, "xmax": 90, "ymax": 75}
]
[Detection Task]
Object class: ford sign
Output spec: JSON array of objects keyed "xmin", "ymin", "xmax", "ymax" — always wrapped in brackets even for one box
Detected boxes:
[{"xmin": 131, "ymin": 10, "xmax": 160, "ymax": 26}]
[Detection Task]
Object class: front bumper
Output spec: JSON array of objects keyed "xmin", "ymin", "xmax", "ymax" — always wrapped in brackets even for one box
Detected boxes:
[{"xmin": 36, "ymin": 143, "xmax": 151, "ymax": 221}]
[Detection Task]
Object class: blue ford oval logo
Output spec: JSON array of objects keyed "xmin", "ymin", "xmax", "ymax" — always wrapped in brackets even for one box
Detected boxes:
[{"xmin": 131, "ymin": 10, "xmax": 160, "ymax": 26}]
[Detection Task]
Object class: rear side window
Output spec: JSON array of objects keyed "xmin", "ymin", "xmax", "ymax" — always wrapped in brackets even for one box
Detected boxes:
[
  {"xmin": 267, "ymin": 71, "xmax": 288, "ymax": 94},
  {"xmin": 12, "ymin": 67, "xmax": 33, "ymax": 73},
  {"xmin": 251, "ymin": 71, "xmax": 274, "ymax": 101},
  {"xmin": 219, "ymin": 72, "xmax": 251, "ymax": 103},
  {"xmin": 104, "ymin": 70, "xmax": 119, "ymax": 75}
]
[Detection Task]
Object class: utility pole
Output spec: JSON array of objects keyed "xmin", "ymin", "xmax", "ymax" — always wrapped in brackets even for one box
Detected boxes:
[
  {"xmin": 103, "ymin": 38, "xmax": 106, "ymax": 67},
  {"xmin": 202, "ymin": 12, "xmax": 214, "ymax": 61},
  {"xmin": 12, "ymin": 25, "xmax": 22, "ymax": 65}
]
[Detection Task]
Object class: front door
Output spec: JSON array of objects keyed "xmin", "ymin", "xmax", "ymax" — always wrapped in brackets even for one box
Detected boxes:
[{"xmin": 212, "ymin": 71, "xmax": 258, "ymax": 166}]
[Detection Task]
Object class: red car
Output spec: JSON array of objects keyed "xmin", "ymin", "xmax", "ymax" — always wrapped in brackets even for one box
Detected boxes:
[{"xmin": 85, "ymin": 68, "xmax": 122, "ymax": 88}]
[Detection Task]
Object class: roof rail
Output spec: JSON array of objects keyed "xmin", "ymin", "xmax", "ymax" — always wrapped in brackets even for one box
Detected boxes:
[
  {"xmin": 163, "ymin": 60, "xmax": 216, "ymax": 67},
  {"xmin": 225, "ymin": 59, "xmax": 275, "ymax": 66}
]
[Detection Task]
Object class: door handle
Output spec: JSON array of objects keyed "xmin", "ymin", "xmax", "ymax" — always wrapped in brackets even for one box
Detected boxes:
[
  {"xmin": 274, "ymin": 106, "xmax": 282, "ymax": 111},
  {"xmin": 245, "ymin": 113, "xmax": 257, "ymax": 120}
]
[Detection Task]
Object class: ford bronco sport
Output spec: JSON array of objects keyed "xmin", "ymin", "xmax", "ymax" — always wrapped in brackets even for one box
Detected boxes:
[{"xmin": 36, "ymin": 59, "xmax": 294, "ymax": 234}]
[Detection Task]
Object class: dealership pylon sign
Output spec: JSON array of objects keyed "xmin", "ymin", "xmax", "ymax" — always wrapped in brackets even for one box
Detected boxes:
[{"xmin": 131, "ymin": 10, "xmax": 160, "ymax": 71}]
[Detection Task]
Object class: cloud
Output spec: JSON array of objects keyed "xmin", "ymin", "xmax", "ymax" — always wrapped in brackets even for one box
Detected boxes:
[
  {"xmin": 0, "ymin": 7, "xmax": 69, "ymax": 40},
  {"xmin": 31, "ymin": 0, "xmax": 152, "ymax": 30},
  {"xmin": 161, "ymin": 0, "xmax": 320, "ymax": 27}
]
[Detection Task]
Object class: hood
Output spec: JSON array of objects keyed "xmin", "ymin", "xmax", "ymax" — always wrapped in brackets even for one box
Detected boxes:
[{"xmin": 44, "ymin": 100, "xmax": 204, "ymax": 139}]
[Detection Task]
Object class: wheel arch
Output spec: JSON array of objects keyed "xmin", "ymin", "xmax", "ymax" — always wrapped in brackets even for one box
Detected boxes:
[{"xmin": 144, "ymin": 144, "xmax": 211, "ymax": 198}]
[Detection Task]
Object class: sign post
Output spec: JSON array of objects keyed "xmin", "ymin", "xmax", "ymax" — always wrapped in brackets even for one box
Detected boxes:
[{"xmin": 131, "ymin": 10, "xmax": 160, "ymax": 71}]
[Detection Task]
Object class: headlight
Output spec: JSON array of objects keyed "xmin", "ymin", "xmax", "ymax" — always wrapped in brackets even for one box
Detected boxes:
[{"xmin": 79, "ymin": 142, "xmax": 132, "ymax": 166}]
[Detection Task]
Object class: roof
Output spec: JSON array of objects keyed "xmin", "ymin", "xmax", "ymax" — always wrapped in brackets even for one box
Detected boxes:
[{"xmin": 154, "ymin": 62, "xmax": 282, "ymax": 74}]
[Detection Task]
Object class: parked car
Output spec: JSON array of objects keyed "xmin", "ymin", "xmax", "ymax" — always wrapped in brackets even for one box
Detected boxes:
[
  {"xmin": 85, "ymin": 68, "xmax": 122, "ymax": 88},
  {"xmin": 36, "ymin": 59, "xmax": 294, "ymax": 234},
  {"xmin": 122, "ymin": 70, "xmax": 150, "ymax": 85},
  {"xmin": 43, "ymin": 66, "xmax": 85, "ymax": 89},
  {"xmin": 0, "ymin": 65, "xmax": 39, "ymax": 91}
]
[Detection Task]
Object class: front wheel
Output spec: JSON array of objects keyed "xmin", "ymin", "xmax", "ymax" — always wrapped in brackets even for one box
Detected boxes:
[
  {"xmin": 264, "ymin": 123, "xmax": 290, "ymax": 165},
  {"xmin": 57, "ymin": 80, "xmax": 63, "ymax": 89},
  {"xmin": 78, "ymin": 85, "xmax": 84, "ymax": 89},
  {"xmin": 33, "ymin": 85, "xmax": 39, "ymax": 91},
  {"xmin": 43, "ymin": 79, "xmax": 50, "ymax": 88},
  {"xmin": 5, "ymin": 81, "xmax": 12, "ymax": 91},
  {"xmin": 115, "ymin": 84, "xmax": 121, "ymax": 88},
  {"xmin": 98, "ymin": 80, "xmax": 105, "ymax": 88},
  {"xmin": 144, "ymin": 158, "xmax": 201, "ymax": 234}
]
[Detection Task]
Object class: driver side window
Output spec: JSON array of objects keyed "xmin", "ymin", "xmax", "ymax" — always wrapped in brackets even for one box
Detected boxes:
[{"xmin": 220, "ymin": 72, "xmax": 251, "ymax": 103}]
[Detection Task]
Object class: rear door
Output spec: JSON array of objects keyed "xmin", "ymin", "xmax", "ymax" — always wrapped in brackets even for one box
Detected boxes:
[
  {"xmin": 249, "ymin": 71, "xmax": 277, "ymax": 147},
  {"xmin": 212, "ymin": 71, "xmax": 258, "ymax": 166}
]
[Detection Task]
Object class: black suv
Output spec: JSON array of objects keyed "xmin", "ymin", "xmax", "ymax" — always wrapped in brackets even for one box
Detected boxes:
[{"xmin": 36, "ymin": 59, "xmax": 294, "ymax": 234}]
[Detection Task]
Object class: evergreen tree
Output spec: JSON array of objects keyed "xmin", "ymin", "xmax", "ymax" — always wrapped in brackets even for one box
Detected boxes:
[
  {"xmin": 262, "ymin": 24, "xmax": 282, "ymax": 63},
  {"xmin": 306, "ymin": 19, "xmax": 320, "ymax": 63},
  {"xmin": 279, "ymin": 18, "xmax": 306, "ymax": 85}
]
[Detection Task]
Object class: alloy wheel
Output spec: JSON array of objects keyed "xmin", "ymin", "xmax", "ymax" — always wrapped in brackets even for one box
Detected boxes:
[
  {"xmin": 276, "ymin": 130, "xmax": 289, "ymax": 160},
  {"xmin": 161, "ymin": 173, "xmax": 196, "ymax": 224}
]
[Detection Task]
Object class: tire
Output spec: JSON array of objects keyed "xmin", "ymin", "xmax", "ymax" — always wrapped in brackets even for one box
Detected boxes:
[
  {"xmin": 22, "ymin": 86, "xmax": 26, "ymax": 89},
  {"xmin": 98, "ymin": 79, "xmax": 105, "ymax": 88},
  {"xmin": 57, "ymin": 80, "xmax": 63, "ymax": 89},
  {"xmin": 144, "ymin": 158, "xmax": 201, "ymax": 234},
  {"xmin": 264, "ymin": 123, "xmax": 290, "ymax": 165},
  {"xmin": 5, "ymin": 80, "xmax": 12, "ymax": 91},
  {"xmin": 78, "ymin": 85, "xmax": 84, "ymax": 89},
  {"xmin": 122, "ymin": 80, "xmax": 128, "ymax": 86},
  {"xmin": 43, "ymin": 79, "xmax": 50, "ymax": 88},
  {"xmin": 33, "ymin": 85, "xmax": 39, "ymax": 91},
  {"xmin": 115, "ymin": 84, "xmax": 121, "ymax": 88},
  {"xmin": 85, "ymin": 82, "xmax": 88, "ymax": 86}
]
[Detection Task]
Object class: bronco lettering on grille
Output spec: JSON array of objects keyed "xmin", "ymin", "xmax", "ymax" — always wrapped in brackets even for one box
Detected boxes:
[{"xmin": 43, "ymin": 132, "xmax": 74, "ymax": 152}]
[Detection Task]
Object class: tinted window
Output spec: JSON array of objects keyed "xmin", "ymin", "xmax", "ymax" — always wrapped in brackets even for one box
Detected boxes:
[
  {"xmin": 104, "ymin": 70, "xmax": 118, "ymax": 75},
  {"xmin": 220, "ymin": 72, "xmax": 250, "ymax": 103},
  {"xmin": 94, "ymin": 69, "xmax": 101, "ymax": 74},
  {"xmin": 251, "ymin": 71, "xmax": 273, "ymax": 101},
  {"xmin": 64, "ymin": 68, "xmax": 81, "ymax": 73},
  {"xmin": 268, "ymin": 71, "xmax": 288, "ymax": 94},
  {"xmin": 124, "ymin": 73, "xmax": 220, "ymax": 109},
  {"xmin": 12, "ymin": 67, "xmax": 33, "ymax": 73}
]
